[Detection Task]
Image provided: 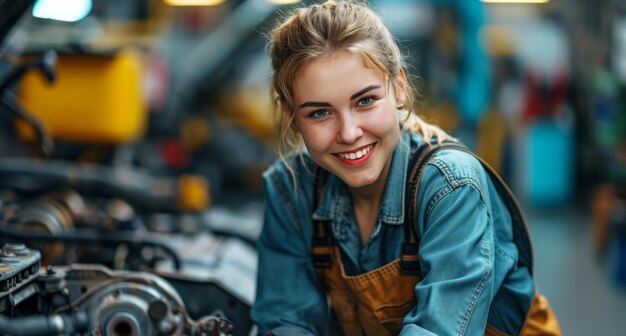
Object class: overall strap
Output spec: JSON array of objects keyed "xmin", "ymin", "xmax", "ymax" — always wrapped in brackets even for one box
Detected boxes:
[
  {"xmin": 312, "ymin": 166, "xmax": 333, "ymax": 269},
  {"xmin": 400, "ymin": 140, "xmax": 445, "ymax": 275},
  {"xmin": 401, "ymin": 141, "xmax": 535, "ymax": 275}
]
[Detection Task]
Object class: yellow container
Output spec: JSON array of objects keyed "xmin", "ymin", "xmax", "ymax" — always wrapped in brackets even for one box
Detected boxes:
[{"xmin": 17, "ymin": 49, "xmax": 147, "ymax": 144}]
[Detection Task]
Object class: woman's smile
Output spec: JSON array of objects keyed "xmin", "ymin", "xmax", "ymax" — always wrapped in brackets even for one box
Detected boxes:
[{"xmin": 332, "ymin": 143, "xmax": 376, "ymax": 166}]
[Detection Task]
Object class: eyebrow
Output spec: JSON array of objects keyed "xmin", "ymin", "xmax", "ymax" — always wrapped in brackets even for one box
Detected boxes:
[{"xmin": 298, "ymin": 84, "xmax": 382, "ymax": 108}]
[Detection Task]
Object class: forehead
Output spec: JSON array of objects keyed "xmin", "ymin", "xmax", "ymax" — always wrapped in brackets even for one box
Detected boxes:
[{"xmin": 292, "ymin": 51, "xmax": 386, "ymax": 103}]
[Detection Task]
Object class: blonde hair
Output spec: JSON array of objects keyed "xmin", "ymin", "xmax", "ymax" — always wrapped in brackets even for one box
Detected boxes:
[{"xmin": 269, "ymin": 0, "xmax": 450, "ymax": 166}]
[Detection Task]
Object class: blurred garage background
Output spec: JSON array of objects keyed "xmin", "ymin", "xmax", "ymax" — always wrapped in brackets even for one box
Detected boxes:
[{"xmin": 0, "ymin": 0, "xmax": 625, "ymax": 335}]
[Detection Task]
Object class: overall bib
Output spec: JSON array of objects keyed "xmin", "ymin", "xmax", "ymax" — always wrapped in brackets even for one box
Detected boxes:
[{"xmin": 312, "ymin": 142, "xmax": 561, "ymax": 336}]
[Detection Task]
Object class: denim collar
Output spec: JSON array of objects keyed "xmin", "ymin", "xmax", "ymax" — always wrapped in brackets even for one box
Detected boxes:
[{"xmin": 311, "ymin": 132, "xmax": 410, "ymax": 226}]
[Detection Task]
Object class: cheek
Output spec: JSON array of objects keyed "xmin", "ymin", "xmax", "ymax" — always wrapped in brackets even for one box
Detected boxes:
[
  {"xmin": 298, "ymin": 124, "xmax": 333, "ymax": 152},
  {"xmin": 367, "ymin": 105, "xmax": 398, "ymax": 135}
]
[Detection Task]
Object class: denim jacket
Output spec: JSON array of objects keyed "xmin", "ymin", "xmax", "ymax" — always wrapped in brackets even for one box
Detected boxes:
[{"xmin": 252, "ymin": 131, "xmax": 535, "ymax": 336}]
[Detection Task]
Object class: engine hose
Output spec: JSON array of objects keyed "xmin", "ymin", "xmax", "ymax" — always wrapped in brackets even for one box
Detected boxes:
[{"xmin": 0, "ymin": 311, "xmax": 89, "ymax": 336}]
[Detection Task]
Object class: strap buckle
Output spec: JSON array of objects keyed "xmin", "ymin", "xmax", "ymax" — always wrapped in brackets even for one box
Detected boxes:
[
  {"xmin": 400, "ymin": 242, "xmax": 421, "ymax": 275},
  {"xmin": 312, "ymin": 234, "xmax": 333, "ymax": 268}
]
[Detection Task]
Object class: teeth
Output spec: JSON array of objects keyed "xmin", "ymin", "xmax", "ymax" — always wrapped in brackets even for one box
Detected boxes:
[{"xmin": 337, "ymin": 145, "xmax": 373, "ymax": 160}]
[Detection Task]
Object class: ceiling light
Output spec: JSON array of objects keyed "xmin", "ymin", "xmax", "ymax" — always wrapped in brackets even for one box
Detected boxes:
[
  {"xmin": 33, "ymin": 0, "xmax": 92, "ymax": 22},
  {"xmin": 481, "ymin": 0, "xmax": 549, "ymax": 3},
  {"xmin": 266, "ymin": 0, "xmax": 301, "ymax": 4},
  {"xmin": 163, "ymin": 0, "xmax": 226, "ymax": 6}
]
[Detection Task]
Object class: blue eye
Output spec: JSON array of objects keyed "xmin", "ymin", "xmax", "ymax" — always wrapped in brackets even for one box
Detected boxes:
[
  {"xmin": 309, "ymin": 109, "xmax": 329, "ymax": 119},
  {"xmin": 358, "ymin": 96, "xmax": 374, "ymax": 106}
]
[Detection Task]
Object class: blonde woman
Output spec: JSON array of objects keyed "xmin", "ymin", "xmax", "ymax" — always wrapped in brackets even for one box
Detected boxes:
[{"xmin": 252, "ymin": 1, "xmax": 561, "ymax": 335}]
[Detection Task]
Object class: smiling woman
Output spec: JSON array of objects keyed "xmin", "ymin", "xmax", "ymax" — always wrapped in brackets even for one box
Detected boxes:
[
  {"xmin": 252, "ymin": 1, "xmax": 561, "ymax": 336},
  {"xmin": 292, "ymin": 51, "xmax": 400, "ymax": 193}
]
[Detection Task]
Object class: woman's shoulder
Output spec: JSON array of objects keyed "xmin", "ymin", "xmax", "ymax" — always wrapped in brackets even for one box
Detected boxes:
[
  {"xmin": 415, "ymin": 143, "xmax": 497, "ymax": 228},
  {"xmin": 428, "ymin": 146, "xmax": 486, "ymax": 186},
  {"xmin": 414, "ymin": 141, "xmax": 491, "ymax": 202}
]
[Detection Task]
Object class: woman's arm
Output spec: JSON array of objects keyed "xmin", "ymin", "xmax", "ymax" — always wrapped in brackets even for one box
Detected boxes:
[
  {"xmin": 401, "ymin": 153, "xmax": 496, "ymax": 336},
  {"xmin": 251, "ymin": 169, "xmax": 329, "ymax": 336}
]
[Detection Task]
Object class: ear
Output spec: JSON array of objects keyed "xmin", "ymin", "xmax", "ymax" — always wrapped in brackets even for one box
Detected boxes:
[
  {"xmin": 399, "ymin": 68, "xmax": 407, "ymax": 82},
  {"xmin": 394, "ymin": 69, "xmax": 408, "ymax": 107}
]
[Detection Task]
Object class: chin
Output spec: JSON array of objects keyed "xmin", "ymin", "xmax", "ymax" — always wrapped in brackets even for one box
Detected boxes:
[{"xmin": 341, "ymin": 172, "xmax": 380, "ymax": 189}]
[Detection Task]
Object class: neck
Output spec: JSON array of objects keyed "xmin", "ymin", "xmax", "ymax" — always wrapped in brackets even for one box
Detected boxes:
[
  {"xmin": 349, "ymin": 182, "xmax": 384, "ymax": 208},
  {"xmin": 349, "ymin": 160, "xmax": 391, "ymax": 245},
  {"xmin": 348, "ymin": 155, "xmax": 392, "ymax": 208}
]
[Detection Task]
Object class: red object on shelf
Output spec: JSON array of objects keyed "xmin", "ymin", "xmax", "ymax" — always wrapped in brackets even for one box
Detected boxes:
[
  {"xmin": 521, "ymin": 69, "xmax": 569, "ymax": 123},
  {"xmin": 160, "ymin": 138, "xmax": 190, "ymax": 169}
]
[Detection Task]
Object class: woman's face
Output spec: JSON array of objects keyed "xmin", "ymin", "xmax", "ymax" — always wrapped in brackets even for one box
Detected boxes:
[{"xmin": 292, "ymin": 51, "xmax": 401, "ymax": 190}]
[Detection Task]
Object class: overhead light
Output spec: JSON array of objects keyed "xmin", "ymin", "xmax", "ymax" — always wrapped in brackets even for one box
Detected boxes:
[
  {"xmin": 32, "ymin": 0, "xmax": 92, "ymax": 22},
  {"xmin": 163, "ymin": 0, "xmax": 226, "ymax": 6},
  {"xmin": 481, "ymin": 0, "xmax": 549, "ymax": 3},
  {"xmin": 266, "ymin": 0, "xmax": 301, "ymax": 4}
]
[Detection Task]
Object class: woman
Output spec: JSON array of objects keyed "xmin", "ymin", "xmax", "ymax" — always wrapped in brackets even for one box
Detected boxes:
[{"xmin": 251, "ymin": 1, "xmax": 561, "ymax": 335}]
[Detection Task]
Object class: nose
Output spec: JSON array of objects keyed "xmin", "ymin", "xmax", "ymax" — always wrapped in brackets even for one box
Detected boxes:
[{"xmin": 336, "ymin": 112, "xmax": 363, "ymax": 144}]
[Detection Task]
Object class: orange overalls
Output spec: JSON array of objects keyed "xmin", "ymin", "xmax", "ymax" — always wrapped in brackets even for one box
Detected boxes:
[{"xmin": 312, "ymin": 142, "xmax": 561, "ymax": 336}]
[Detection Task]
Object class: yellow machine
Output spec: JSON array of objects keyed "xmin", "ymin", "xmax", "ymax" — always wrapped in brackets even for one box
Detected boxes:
[
  {"xmin": 17, "ymin": 48, "xmax": 146, "ymax": 144},
  {"xmin": 13, "ymin": 48, "xmax": 210, "ymax": 212}
]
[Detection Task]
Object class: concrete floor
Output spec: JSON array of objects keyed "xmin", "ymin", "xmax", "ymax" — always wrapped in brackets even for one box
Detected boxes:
[{"xmin": 527, "ymin": 204, "xmax": 626, "ymax": 335}]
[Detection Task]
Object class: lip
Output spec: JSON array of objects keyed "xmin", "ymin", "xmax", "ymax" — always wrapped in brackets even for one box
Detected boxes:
[{"xmin": 332, "ymin": 143, "xmax": 376, "ymax": 166}]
